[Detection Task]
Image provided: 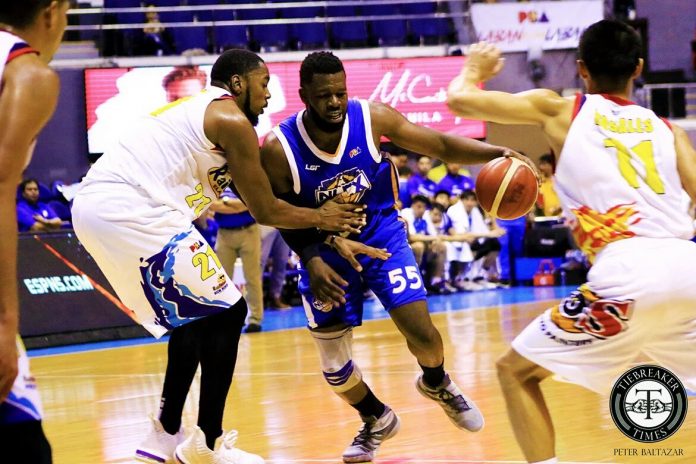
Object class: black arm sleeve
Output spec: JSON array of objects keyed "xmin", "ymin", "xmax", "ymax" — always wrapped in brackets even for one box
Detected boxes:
[{"xmin": 279, "ymin": 228, "xmax": 330, "ymax": 265}]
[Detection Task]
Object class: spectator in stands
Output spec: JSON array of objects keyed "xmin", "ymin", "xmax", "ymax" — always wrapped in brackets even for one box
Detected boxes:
[
  {"xmin": 162, "ymin": 66, "xmax": 207, "ymax": 103},
  {"xmin": 448, "ymin": 190, "xmax": 505, "ymax": 289},
  {"xmin": 536, "ymin": 153, "xmax": 562, "ymax": 216},
  {"xmin": 407, "ymin": 155, "xmax": 437, "ymax": 200},
  {"xmin": 259, "ymin": 225, "xmax": 292, "ymax": 310},
  {"xmin": 433, "ymin": 189, "xmax": 453, "ymax": 208},
  {"xmin": 134, "ymin": 4, "xmax": 175, "ymax": 57},
  {"xmin": 16, "ymin": 179, "xmax": 63, "ymax": 233},
  {"xmin": 210, "ymin": 189, "xmax": 264, "ymax": 333},
  {"xmin": 437, "ymin": 162, "xmax": 474, "ymax": 204},
  {"xmin": 401, "ymin": 195, "xmax": 451, "ymax": 293}
]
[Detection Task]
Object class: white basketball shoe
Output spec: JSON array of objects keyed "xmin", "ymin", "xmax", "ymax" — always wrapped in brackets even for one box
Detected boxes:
[
  {"xmin": 175, "ymin": 426, "xmax": 265, "ymax": 464},
  {"xmin": 135, "ymin": 415, "xmax": 186, "ymax": 463}
]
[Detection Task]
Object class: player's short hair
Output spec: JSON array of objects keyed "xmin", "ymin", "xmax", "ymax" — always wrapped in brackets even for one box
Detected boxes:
[
  {"xmin": 460, "ymin": 189, "xmax": 477, "ymax": 200},
  {"xmin": 300, "ymin": 51, "xmax": 345, "ymax": 87},
  {"xmin": 162, "ymin": 66, "xmax": 207, "ymax": 90},
  {"xmin": 411, "ymin": 195, "xmax": 431, "ymax": 207},
  {"xmin": 434, "ymin": 189, "xmax": 450, "ymax": 199},
  {"xmin": 578, "ymin": 19, "xmax": 642, "ymax": 90},
  {"xmin": 0, "ymin": 0, "xmax": 66, "ymax": 29},
  {"xmin": 211, "ymin": 49, "xmax": 264, "ymax": 84}
]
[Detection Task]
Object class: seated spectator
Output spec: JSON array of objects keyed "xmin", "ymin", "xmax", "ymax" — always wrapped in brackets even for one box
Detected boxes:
[
  {"xmin": 401, "ymin": 195, "xmax": 452, "ymax": 293},
  {"xmin": 16, "ymin": 179, "xmax": 64, "ymax": 232},
  {"xmin": 433, "ymin": 189, "xmax": 453, "ymax": 209},
  {"xmin": 407, "ymin": 155, "xmax": 437, "ymax": 200},
  {"xmin": 447, "ymin": 190, "xmax": 505, "ymax": 290},
  {"xmin": 133, "ymin": 4, "xmax": 175, "ymax": 56},
  {"xmin": 536, "ymin": 153, "xmax": 562, "ymax": 216},
  {"xmin": 436, "ymin": 162, "xmax": 474, "ymax": 204}
]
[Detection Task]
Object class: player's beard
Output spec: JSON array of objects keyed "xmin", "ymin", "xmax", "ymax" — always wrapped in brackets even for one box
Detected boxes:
[
  {"xmin": 307, "ymin": 103, "xmax": 344, "ymax": 133},
  {"xmin": 243, "ymin": 87, "xmax": 259, "ymax": 127}
]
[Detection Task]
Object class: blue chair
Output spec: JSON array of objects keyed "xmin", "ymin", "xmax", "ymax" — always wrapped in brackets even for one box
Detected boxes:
[
  {"xmin": 326, "ymin": 5, "xmax": 367, "ymax": 48},
  {"xmin": 237, "ymin": 5, "xmax": 288, "ymax": 51},
  {"xmin": 150, "ymin": 0, "xmax": 181, "ymax": 6},
  {"xmin": 48, "ymin": 200, "xmax": 72, "ymax": 222},
  {"xmin": 283, "ymin": 4, "xmax": 325, "ymax": 49},
  {"xmin": 214, "ymin": 25, "xmax": 249, "ymax": 51},
  {"xmin": 409, "ymin": 18, "xmax": 450, "ymax": 44},
  {"xmin": 363, "ymin": 4, "xmax": 406, "ymax": 46}
]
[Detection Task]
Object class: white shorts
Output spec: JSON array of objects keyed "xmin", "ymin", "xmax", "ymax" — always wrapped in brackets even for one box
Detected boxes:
[
  {"xmin": 446, "ymin": 241, "xmax": 473, "ymax": 263},
  {"xmin": 512, "ymin": 237, "xmax": 696, "ymax": 394},
  {"xmin": 72, "ymin": 183, "xmax": 242, "ymax": 338}
]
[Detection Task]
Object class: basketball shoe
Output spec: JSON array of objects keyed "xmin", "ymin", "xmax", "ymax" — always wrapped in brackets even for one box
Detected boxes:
[
  {"xmin": 416, "ymin": 374, "xmax": 484, "ymax": 432},
  {"xmin": 342, "ymin": 405, "xmax": 401, "ymax": 463},
  {"xmin": 135, "ymin": 415, "xmax": 185, "ymax": 463},
  {"xmin": 175, "ymin": 426, "xmax": 264, "ymax": 464}
]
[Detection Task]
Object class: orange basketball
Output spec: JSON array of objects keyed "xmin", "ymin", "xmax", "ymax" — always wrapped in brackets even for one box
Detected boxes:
[{"xmin": 475, "ymin": 157, "xmax": 539, "ymax": 220}]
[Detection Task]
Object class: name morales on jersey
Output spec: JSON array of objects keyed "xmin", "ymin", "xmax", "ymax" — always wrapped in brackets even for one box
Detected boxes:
[
  {"xmin": 208, "ymin": 164, "xmax": 233, "ymax": 197},
  {"xmin": 595, "ymin": 110, "xmax": 654, "ymax": 134},
  {"xmin": 315, "ymin": 167, "xmax": 372, "ymax": 204}
]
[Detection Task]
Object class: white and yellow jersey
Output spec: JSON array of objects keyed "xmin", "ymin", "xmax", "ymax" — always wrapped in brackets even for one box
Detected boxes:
[
  {"xmin": 555, "ymin": 93, "xmax": 692, "ymax": 261},
  {"xmin": 81, "ymin": 86, "xmax": 233, "ymax": 221}
]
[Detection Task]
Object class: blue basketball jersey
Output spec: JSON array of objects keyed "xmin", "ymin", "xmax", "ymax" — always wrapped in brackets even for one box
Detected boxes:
[
  {"xmin": 273, "ymin": 99, "xmax": 400, "ymax": 241},
  {"xmin": 274, "ymin": 99, "xmax": 427, "ymax": 328}
]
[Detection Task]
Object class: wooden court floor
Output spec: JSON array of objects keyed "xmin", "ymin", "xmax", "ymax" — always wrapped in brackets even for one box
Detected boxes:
[{"xmin": 31, "ymin": 298, "xmax": 695, "ymax": 464}]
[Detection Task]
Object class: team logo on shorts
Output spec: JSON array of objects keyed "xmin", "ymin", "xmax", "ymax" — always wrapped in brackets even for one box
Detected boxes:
[
  {"xmin": 312, "ymin": 297, "xmax": 333, "ymax": 312},
  {"xmin": 550, "ymin": 285, "xmax": 634, "ymax": 339},
  {"xmin": 315, "ymin": 167, "xmax": 371, "ymax": 205},
  {"xmin": 208, "ymin": 164, "xmax": 233, "ymax": 197},
  {"xmin": 610, "ymin": 365, "xmax": 688, "ymax": 443}
]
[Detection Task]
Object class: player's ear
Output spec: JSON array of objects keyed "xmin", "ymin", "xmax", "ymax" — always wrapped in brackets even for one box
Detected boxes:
[
  {"xmin": 299, "ymin": 86, "xmax": 308, "ymax": 105},
  {"xmin": 576, "ymin": 60, "xmax": 590, "ymax": 80},
  {"xmin": 632, "ymin": 59, "xmax": 644, "ymax": 79},
  {"xmin": 229, "ymin": 74, "xmax": 243, "ymax": 96}
]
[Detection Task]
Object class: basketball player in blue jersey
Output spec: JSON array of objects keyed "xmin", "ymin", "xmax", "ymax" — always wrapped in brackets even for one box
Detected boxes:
[
  {"xmin": 448, "ymin": 22, "xmax": 696, "ymax": 464},
  {"xmin": 260, "ymin": 51, "xmax": 530, "ymax": 463},
  {"xmin": 0, "ymin": 0, "xmax": 69, "ymax": 460}
]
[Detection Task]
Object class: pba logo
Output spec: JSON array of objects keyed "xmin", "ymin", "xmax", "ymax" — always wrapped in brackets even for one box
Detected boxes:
[
  {"xmin": 610, "ymin": 365, "xmax": 688, "ymax": 443},
  {"xmin": 518, "ymin": 10, "xmax": 550, "ymax": 23},
  {"xmin": 349, "ymin": 147, "xmax": 362, "ymax": 158},
  {"xmin": 315, "ymin": 167, "xmax": 372, "ymax": 204}
]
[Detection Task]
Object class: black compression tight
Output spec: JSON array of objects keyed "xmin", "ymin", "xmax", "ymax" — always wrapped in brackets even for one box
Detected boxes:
[{"xmin": 159, "ymin": 298, "xmax": 247, "ymax": 449}]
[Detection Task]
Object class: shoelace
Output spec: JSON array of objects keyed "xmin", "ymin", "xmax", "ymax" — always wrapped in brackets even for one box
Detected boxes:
[
  {"xmin": 437, "ymin": 389, "xmax": 471, "ymax": 412},
  {"xmin": 350, "ymin": 422, "xmax": 381, "ymax": 450},
  {"xmin": 220, "ymin": 430, "xmax": 240, "ymax": 450}
]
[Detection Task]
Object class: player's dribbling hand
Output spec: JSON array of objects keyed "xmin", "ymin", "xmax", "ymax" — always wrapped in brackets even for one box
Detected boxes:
[
  {"xmin": 331, "ymin": 236, "xmax": 391, "ymax": 272},
  {"xmin": 0, "ymin": 325, "xmax": 18, "ymax": 402},
  {"xmin": 317, "ymin": 200, "xmax": 367, "ymax": 234},
  {"xmin": 502, "ymin": 148, "xmax": 542, "ymax": 186},
  {"xmin": 306, "ymin": 257, "xmax": 348, "ymax": 309},
  {"xmin": 464, "ymin": 42, "xmax": 505, "ymax": 83}
]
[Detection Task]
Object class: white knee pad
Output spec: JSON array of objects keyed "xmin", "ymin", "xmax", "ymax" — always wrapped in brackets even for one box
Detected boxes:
[{"xmin": 311, "ymin": 327, "xmax": 363, "ymax": 393}]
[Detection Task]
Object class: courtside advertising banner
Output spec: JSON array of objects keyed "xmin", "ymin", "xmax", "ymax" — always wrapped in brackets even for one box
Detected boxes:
[
  {"xmin": 471, "ymin": 0, "xmax": 603, "ymax": 53},
  {"xmin": 85, "ymin": 56, "xmax": 486, "ymax": 154}
]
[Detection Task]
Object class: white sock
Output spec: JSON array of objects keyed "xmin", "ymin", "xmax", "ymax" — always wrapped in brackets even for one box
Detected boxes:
[{"xmin": 530, "ymin": 458, "xmax": 558, "ymax": 464}]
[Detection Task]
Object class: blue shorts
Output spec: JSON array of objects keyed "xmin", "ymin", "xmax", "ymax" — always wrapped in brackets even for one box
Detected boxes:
[{"xmin": 298, "ymin": 218, "xmax": 427, "ymax": 329}]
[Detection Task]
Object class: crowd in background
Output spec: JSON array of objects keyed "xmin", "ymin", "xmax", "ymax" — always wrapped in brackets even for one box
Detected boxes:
[{"xmin": 17, "ymin": 146, "xmax": 587, "ymax": 330}]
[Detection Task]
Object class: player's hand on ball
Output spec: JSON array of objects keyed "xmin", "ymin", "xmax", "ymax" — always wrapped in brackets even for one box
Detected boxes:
[
  {"xmin": 332, "ymin": 236, "xmax": 391, "ymax": 272},
  {"xmin": 317, "ymin": 200, "xmax": 367, "ymax": 234},
  {"xmin": 465, "ymin": 42, "xmax": 505, "ymax": 82},
  {"xmin": 502, "ymin": 148, "xmax": 542, "ymax": 185},
  {"xmin": 306, "ymin": 256, "xmax": 348, "ymax": 309}
]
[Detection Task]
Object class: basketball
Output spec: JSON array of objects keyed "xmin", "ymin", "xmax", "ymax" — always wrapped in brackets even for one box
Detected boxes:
[{"xmin": 475, "ymin": 157, "xmax": 538, "ymax": 219}]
